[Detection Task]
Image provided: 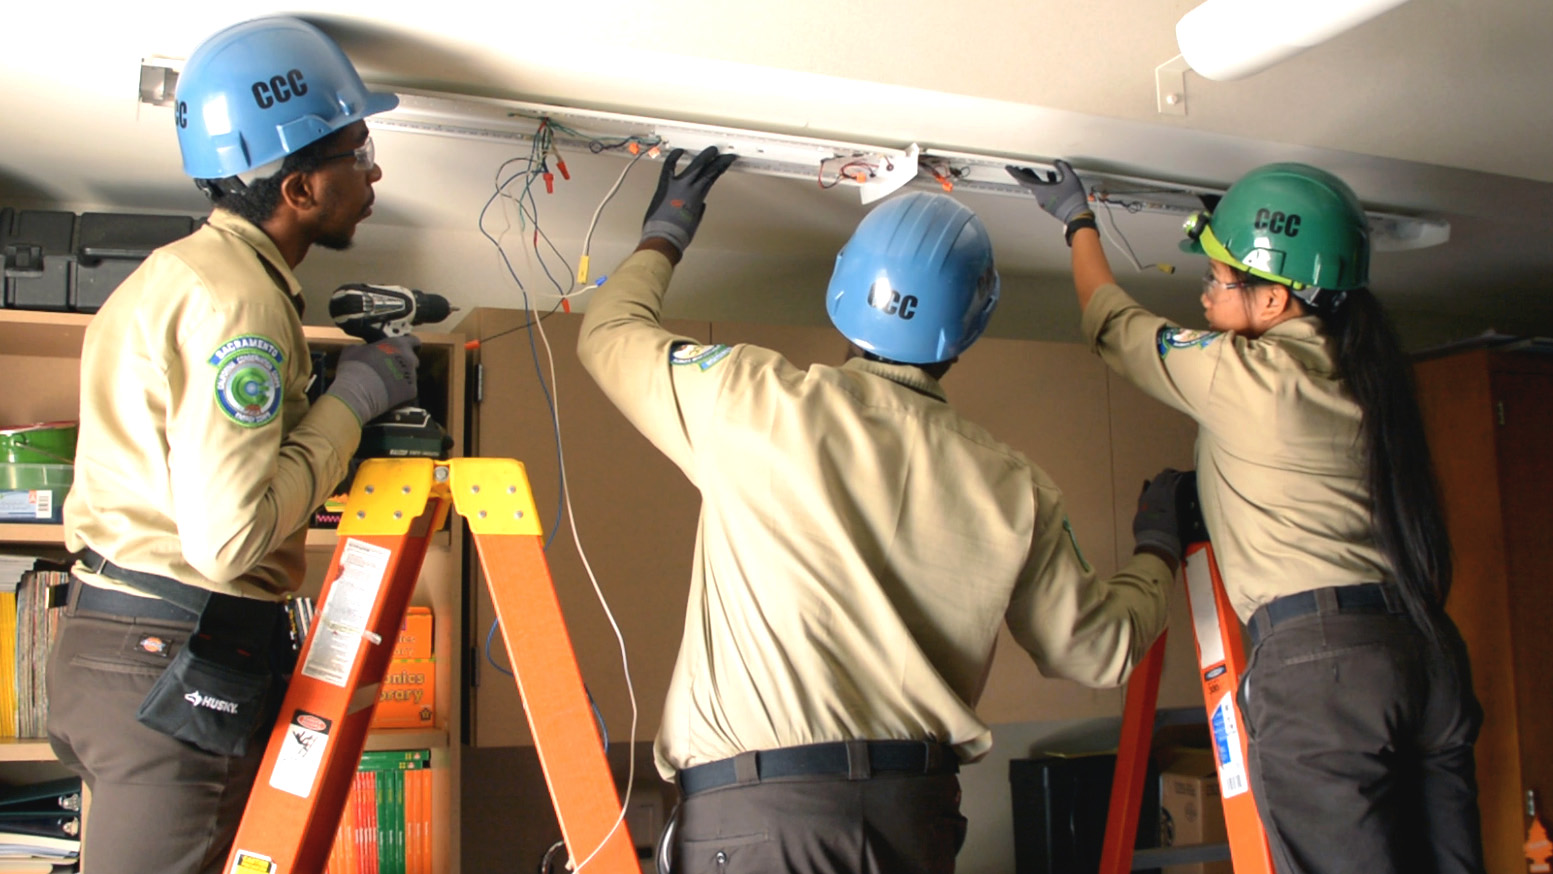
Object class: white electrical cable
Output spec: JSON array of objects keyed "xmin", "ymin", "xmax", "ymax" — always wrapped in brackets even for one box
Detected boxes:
[
  {"xmin": 1094, "ymin": 194, "xmax": 1153, "ymax": 273},
  {"xmin": 526, "ymin": 295, "xmax": 641, "ymax": 874},
  {"xmin": 574, "ymin": 149, "xmax": 649, "ymax": 294}
]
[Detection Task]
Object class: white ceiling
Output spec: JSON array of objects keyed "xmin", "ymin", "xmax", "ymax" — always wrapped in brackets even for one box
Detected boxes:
[{"xmin": 3, "ymin": 0, "xmax": 1551, "ymax": 349}]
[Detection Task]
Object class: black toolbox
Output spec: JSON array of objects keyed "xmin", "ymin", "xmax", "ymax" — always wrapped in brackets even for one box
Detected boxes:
[
  {"xmin": 2, "ymin": 208, "xmax": 76, "ymax": 311},
  {"xmin": 73, "ymin": 212, "xmax": 198, "ymax": 313}
]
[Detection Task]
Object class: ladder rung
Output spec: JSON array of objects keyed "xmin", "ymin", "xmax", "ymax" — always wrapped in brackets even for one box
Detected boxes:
[{"xmin": 1131, "ymin": 842, "xmax": 1233, "ymax": 869}]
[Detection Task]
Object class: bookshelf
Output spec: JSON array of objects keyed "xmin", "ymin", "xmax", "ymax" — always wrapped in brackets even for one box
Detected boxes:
[{"xmin": 0, "ymin": 308, "xmax": 465, "ymax": 873}]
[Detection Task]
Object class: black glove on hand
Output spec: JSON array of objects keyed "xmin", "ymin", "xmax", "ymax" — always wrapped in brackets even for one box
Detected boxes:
[
  {"xmin": 1006, "ymin": 159, "xmax": 1096, "ymax": 245},
  {"xmin": 1132, "ymin": 468, "xmax": 1195, "ymax": 567},
  {"xmin": 327, "ymin": 336, "xmax": 421, "ymax": 425},
  {"xmin": 640, "ymin": 146, "xmax": 739, "ymax": 254}
]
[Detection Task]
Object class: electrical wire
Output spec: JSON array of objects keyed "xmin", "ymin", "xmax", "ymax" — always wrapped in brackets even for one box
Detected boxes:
[
  {"xmin": 1093, "ymin": 190, "xmax": 1174, "ymax": 275},
  {"xmin": 525, "ymin": 260, "xmax": 641, "ymax": 874},
  {"xmin": 577, "ymin": 148, "xmax": 649, "ymax": 285},
  {"xmin": 475, "ymin": 119, "xmax": 645, "ymax": 872}
]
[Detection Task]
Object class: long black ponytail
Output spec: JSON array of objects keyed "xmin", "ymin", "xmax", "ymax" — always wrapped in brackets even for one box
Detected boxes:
[{"xmin": 1313, "ymin": 288, "xmax": 1452, "ymax": 641}]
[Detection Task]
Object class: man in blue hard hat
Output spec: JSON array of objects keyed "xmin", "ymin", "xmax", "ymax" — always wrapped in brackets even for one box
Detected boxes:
[
  {"xmin": 578, "ymin": 148, "xmax": 1186, "ymax": 873},
  {"xmin": 47, "ymin": 17, "xmax": 418, "ymax": 873}
]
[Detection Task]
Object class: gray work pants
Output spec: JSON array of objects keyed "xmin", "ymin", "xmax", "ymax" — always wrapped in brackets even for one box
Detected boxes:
[
  {"xmin": 1240, "ymin": 592, "xmax": 1485, "ymax": 874},
  {"xmin": 45, "ymin": 586, "xmax": 270, "ymax": 874},
  {"xmin": 670, "ymin": 772, "xmax": 966, "ymax": 874}
]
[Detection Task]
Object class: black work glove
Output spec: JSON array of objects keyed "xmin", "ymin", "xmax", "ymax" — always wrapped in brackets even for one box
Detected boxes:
[
  {"xmin": 1006, "ymin": 159, "xmax": 1096, "ymax": 245},
  {"xmin": 1132, "ymin": 468, "xmax": 1195, "ymax": 567},
  {"xmin": 640, "ymin": 146, "xmax": 738, "ymax": 254}
]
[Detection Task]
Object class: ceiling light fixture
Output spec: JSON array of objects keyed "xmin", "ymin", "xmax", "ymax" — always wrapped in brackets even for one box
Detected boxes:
[
  {"xmin": 136, "ymin": 60, "xmax": 1448, "ymax": 251},
  {"xmin": 1175, "ymin": 0, "xmax": 1416, "ymax": 82}
]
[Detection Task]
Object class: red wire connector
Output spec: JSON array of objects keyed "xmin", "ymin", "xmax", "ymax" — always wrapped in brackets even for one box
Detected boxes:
[
  {"xmin": 548, "ymin": 143, "xmax": 571, "ymax": 181},
  {"xmin": 541, "ymin": 163, "xmax": 555, "ymax": 194}
]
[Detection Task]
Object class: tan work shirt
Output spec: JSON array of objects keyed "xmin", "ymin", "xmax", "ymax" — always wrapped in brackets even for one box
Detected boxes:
[
  {"xmin": 1082, "ymin": 283, "xmax": 1390, "ymax": 622},
  {"xmin": 579, "ymin": 250, "xmax": 1171, "ymax": 777},
  {"xmin": 63, "ymin": 210, "xmax": 361, "ymax": 601}
]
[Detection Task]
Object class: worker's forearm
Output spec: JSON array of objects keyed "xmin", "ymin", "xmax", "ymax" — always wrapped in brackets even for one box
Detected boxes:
[
  {"xmin": 635, "ymin": 236, "xmax": 682, "ymax": 266},
  {"xmin": 1071, "ymin": 227, "xmax": 1115, "ymax": 312}
]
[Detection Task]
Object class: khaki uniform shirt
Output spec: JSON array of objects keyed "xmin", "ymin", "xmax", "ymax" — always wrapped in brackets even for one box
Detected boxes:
[
  {"xmin": 1082, "ymin": 283, "xmax": 1390, "ymax": 622},
  {"xmin": 579, "ymin": 251, "xmax": 1171, "ymax": 777},
  {"xmin": 63, "ymin": 210, "xmax": 361, "ymax": 601}
]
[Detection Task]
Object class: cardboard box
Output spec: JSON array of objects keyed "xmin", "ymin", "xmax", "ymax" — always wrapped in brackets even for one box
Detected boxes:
[
  {"xmin": 1159, "ymin": 747, "xmax": 1231, "ymax": 874},
  {"xmin": 371, "ymin": 657, "xmax": 436, "ymax": 729}
]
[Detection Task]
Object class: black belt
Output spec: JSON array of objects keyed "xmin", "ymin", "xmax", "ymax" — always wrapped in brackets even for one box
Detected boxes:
[
  {"xmin": 79, "ymin": 548, "xmax": 210, "ymax": 614},
  {"xmin": 678, "ymin": 740, "xmax": 959, "ymax": 797},
  {"xmin": 72, "ymin": 579, "xmax": 198, "ymax": 623},
  {"xmin": 1248, "ymin": 583, "xmax": 1398, "ymax": 646}
]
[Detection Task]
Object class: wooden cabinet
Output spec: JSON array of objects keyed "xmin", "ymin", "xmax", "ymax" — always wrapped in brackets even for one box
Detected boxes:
[
  {"xmin": 0, "ymin": 308, "xmax": 467, "ymax": 873},
  {"xmin": 1414, "ymin": 347, "xmax": 1553, "ymax": 874}
]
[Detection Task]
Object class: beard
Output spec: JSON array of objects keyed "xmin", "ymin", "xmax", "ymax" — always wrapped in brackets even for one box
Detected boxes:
[{"xmin": 314, "ymin": 231, "xmax": 356, "ymax": 252}]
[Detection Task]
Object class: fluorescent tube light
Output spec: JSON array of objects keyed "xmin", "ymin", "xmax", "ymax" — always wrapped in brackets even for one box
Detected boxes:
[{"xmin": 1176, "ymin": 0, "xmax": 1414, "ymax": 81}]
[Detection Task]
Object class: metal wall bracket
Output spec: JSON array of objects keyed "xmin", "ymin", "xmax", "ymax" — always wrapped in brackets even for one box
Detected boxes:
[{"xmin": 1156, "ymin": 54, "xmax": 1191, "ymax": 116}]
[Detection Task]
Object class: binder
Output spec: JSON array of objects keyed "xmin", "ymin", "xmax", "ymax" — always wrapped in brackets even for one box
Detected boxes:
[
  {"xmin": 0, "ymin": 779, "xmax": 81, "ymax": 815},
  {"xmin": 0, "ymin": 815, "xmax": 78, "ymax": 841}
]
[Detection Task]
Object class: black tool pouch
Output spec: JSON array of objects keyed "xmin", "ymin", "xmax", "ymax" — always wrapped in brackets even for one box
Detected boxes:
[{"xmin": 135, "ymin": 593, "xmax": 279, "ymax": 757}]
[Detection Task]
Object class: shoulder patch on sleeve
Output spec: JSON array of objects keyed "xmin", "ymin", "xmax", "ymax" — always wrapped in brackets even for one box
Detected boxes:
[
  {"xmin": 208, "ymin": 334, "xmax": 285, "ymax": 427},
  {"xmin": 1157, "ymin": 326, "xmax": 1222, "ymax": 357},
  {"xmin": 669, "ymin": 343, "xmax": 732, "ymax": 371}
]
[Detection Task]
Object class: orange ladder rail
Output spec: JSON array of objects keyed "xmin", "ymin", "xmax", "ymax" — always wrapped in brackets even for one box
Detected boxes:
[
  {"xmin": 1099, "ymin": 538, "xmax": 1276, "ymax": 874},
  {"xmin": 224, "ymin": 457, "xmax": 637, "ymax": 874}
]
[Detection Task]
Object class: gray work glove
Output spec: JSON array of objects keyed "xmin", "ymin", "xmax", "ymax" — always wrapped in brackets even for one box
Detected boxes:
[
  {"xmin": 640, "ymin": 146, "xmax": 738, "ymax": 254},
  {"xmin": 1006, "ymin": 160, "xmax": 1095, "ymax": 242},
  {"xmin": 1132, "ymin": 468, "xmax": 1195, "ymax": 566},
  {"xmin": 326, "ymin": 336, "xmax": 421, "ymax": 425}
]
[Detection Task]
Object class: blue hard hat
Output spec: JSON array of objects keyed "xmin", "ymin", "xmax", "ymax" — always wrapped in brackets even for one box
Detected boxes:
[
  {"xmin": 174, "ymin": 16, "xmax": 398, "ymax": 179},
  {"xmin": 826, "ymin": 192, "xmax": 1000, "ymax": 364}
]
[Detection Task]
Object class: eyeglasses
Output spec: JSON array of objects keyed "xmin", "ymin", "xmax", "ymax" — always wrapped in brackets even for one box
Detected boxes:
[
  {"xmin": 1201, "ymin": 270, "xmax": 1252, "ymax": 293},
  {"xmin": 323, "ymin": 135, "xmax": 375, "ymax": 171}
]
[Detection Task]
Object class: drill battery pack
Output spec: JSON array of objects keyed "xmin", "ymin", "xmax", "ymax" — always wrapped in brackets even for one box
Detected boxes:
[{"xmin": 358, "ymin": 407, "xmax": 453, "ymax": 460}]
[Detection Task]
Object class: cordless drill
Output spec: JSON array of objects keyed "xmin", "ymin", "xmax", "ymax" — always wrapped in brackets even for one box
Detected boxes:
[{"xmin": 328, "ymin": 283, "xmax": 456, "ymax": 461}]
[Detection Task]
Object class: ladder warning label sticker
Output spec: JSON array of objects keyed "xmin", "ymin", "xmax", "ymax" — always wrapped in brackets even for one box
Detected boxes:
[
  {"xmin": 1209, "ymin": 692, "xmax": 1251, "ymax": 799},
  {"xmin": 269, "ymin": 709, "xmax": 333, "ymax": 798},
  {"xmin": 302, "ymin": 538, "xmax": 392, "ymax": 686},
  {"xmin": 1184, "ymin": 549, "xmax": 1227, "ymax": 669},
  {"xmin": 229, "ymin": 849, "xmax": 276, "ymax": 873}
]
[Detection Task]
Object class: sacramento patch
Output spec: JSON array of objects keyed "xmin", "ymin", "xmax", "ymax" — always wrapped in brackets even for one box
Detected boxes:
[
  {"xmin": 1157, "ymin": 326, "xmax": 1221, "ymax": 357},
  {"xmin": 670, "ymin": 343, "xmax": 732, "ymax": 371},
  {"xmin": 209, "ymin": 334, "xmax": 285, "ymax": 427}
]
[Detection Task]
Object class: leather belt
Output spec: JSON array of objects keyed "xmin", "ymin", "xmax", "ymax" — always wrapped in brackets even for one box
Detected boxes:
[
  {"xmin": 678, "ymin": 740, "xmax": 959, "ymax": 797},
  {"xmin": 1248, "ymin": 582, "xmax": 1398, "ymax": 646}
]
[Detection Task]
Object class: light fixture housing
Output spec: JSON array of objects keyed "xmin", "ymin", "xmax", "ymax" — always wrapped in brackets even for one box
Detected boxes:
[
  {"xmin": 1176, "ymin": 0, "xmax": 1414, "ymax": 82},
  {"xmin": 135, "ymin": 60, "xmax": 1448, "ymax": 251}
]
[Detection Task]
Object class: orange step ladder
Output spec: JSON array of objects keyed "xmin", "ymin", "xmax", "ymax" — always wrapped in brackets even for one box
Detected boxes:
[
  {"xmin": 1098, "ymin": 487, "xmax": 1277, "ymax": 874},
  {"xmin": 224, "ymin": 457, "xmax": 638, "ymax": 874}
]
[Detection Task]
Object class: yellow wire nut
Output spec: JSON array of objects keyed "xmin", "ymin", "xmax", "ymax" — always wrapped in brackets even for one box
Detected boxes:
[
  {"xmin": 448, "ymin": 458, "xmax": 543, "ymax": 536},
  {"xmin": 576, "ymin": 254, "xmax": 591, "ymax": 286},
  {"xmin": 339, "ymin": 458, "xmax": 438, "ymax": 536}
]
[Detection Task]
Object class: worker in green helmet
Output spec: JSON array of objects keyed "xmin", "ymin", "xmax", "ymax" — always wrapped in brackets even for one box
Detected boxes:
[{"xmin": 1006, "ymin": 160, "xmax": 1485, "ymax": 874}]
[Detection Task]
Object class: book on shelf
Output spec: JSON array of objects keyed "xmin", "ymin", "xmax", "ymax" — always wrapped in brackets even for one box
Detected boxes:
[
  {"xmin": 324, "ymin": 749, "xmax": 431, "ymax": 874},
  {"xmin": 12, "ymin": 569, "xmax": 67, "ymax": 740}
]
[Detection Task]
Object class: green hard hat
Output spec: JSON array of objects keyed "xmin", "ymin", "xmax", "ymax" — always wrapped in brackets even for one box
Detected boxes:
[{"xmin": 1180, "ymin": 162, "xmax": 1370, "ymax": 293}]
